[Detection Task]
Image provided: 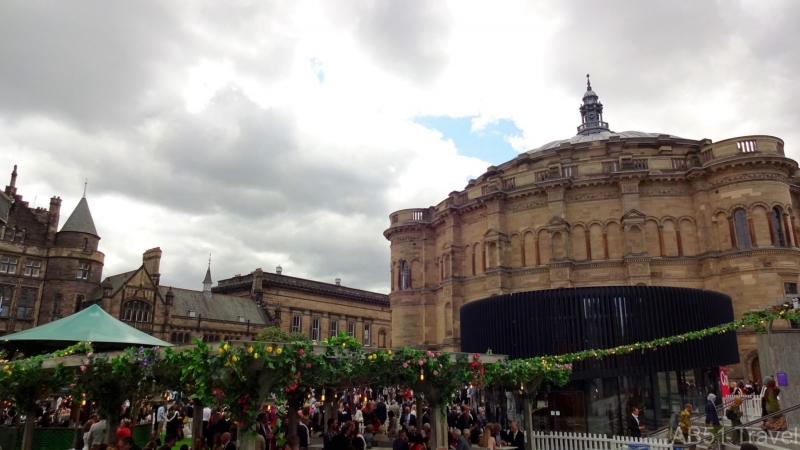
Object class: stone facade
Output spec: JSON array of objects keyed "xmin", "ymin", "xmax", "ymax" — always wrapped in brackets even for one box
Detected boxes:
[
  {"xmin": 0, "ymin": 166, "xmax": 391, "ymax": 349},
  {"xmin": 385, "ymin": 82, "xmax": 800, "ymax": 380},
  {"xmin": 0, "ymin": 166, "xmax": 102, "ymax": 335}
]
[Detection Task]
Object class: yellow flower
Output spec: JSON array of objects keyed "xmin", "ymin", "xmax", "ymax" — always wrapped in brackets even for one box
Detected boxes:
[
  {"xmin": 231, "ymin": 356, "xmax": 238, "ymax": 363},
  {"xmin": 223, "ymin": 344, "xmax": 229, "ymax": 351},
  {"xmin": 2, "ymin": 365, "xmax": 7, "ymax": 371},
  {"xmin": 247, "ymin": 347, "xmax": 253, "ymax": 354},
  {"xmin": 219, "ymin": 347, "xmax": 225, "ymax": 354},
  {"xmin": 266, "ymin": 346, "xmax": 273, "ymax": 353},
  {"xmin": 386, "ymin": 350, "xmax": 392, "ymax": 355},
  {"xmin": 276, "ymin": 348, "xmax": 283, "ymax": 355},
  {"xmin": 254, "ymin": 353, "xmax": 259, "ymax": 359},
  {"xmin": 224, "ymin": 362, "xmax": 230, "ymax": 367}
]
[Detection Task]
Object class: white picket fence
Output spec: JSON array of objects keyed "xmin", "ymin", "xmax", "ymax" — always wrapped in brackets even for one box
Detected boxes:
[
  {"xmin": 531, "ymin": 431, "xmax": 672, "ymax": 450},
  {"xmin": 722, "ymin": 395, "xmax": 762, "ymax": 423}
]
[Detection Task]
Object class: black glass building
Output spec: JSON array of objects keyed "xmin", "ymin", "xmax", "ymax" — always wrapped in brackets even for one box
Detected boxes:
[{"xmin": 460, "ymin": 286, "xmax": 739, "ymax": 435}]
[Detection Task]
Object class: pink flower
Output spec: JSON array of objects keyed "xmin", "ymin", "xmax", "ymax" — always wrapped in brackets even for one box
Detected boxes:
[
  {"xmin": 436, "ymin": 352, "xmax": 440, "ymax": 357},
  {"xmin": 69, "ymin": 383, "xmax": 76, "ymax": 388},
  {"xmin": 79, "ymin": 365, "xmax": 86, "ymax": 372},
  {"xmin": 418, "ymin": 360, "xmax": 424, "ymax": 366},
  {"xmin": 306, "ymin": 363, "xmax": 312, "ymax": 368},
  {"xmin": 85, "ymin": 359, "xmax": 90, "ymax": 364},
  {"xmin": 299, "ymin": 349, "xmax": 305, "ymax": 356},
  {"xmin": 402, "ymin": 363, "xmax": 408, "ymax": 368},
  {"xmin": 87, "ymin": 352, "xmax": 93, "ymax": 357},
  {"xmin": 439, "ymin": 364, "xmax": 442, "ymax": 368},
  {"xmin": 433, "ymin": 370, "xmax": 438, "ymax": 376}
]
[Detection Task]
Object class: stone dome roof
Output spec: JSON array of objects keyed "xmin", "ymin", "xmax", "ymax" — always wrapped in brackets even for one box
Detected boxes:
[{"xmin": 528, "ymin": 130, "xmax": 684, "ymax": 154}]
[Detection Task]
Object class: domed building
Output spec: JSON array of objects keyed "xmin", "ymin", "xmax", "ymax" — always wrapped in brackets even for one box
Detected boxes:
[{"xmin": 385, "ymin": 77, "xmax": 799, "ymax": 381}]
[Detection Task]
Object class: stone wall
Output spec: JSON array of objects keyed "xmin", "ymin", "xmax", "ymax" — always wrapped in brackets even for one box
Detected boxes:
[{"xmin": 756, "ymin": 331, "xmax": 800, "ymax": 427}]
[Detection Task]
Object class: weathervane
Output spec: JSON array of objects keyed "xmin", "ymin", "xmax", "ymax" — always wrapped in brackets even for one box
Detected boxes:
[
  {"xmin": 83, "ymin": 178, "xmax": 88, "ymax": 198},
  {"xmin": 586, "ymin": 73, "xmax": 591, "ymax": 90}
]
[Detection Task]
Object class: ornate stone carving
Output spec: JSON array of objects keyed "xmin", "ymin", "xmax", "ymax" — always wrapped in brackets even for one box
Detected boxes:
[
  {"xmin": 566, "ymin": 188, "xmax": 619, "ymax": 202},
  {"xmin": 552, "ymin": 269, "xmax": 569, "ymax": 280},
  {"xmin": 709, "ymin": 172, "xmax": 787, "ymax": 187},
  {"xmin": 639, "ymin": 185, "xmax": 691, "ymax": 196},
  {"xmin": 505, "ymin": 197, "xmax": 547, "ymax": 212}
]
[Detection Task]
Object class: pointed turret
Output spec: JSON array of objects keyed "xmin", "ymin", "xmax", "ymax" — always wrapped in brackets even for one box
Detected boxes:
[
  {"xmin": 577, "ymin": 74, "xmax": 612, "ymax": 135},
  {"xmin": 60, "ymin": 197, "xmax": 99, "ymax": 237},
  {"xmin": 203, "ymin": 256, "xmax": 213, "ymax": 298}
]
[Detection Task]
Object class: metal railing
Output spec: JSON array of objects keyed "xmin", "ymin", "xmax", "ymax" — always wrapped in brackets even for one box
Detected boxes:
[{"xmin": 704, "ymin": 402, "xmax": 800, "ymax": 448}]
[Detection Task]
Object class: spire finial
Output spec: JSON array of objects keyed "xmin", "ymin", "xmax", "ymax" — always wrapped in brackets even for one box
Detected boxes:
[
  {"xmin": 586, "ymin": 73, "xmax": 591, "ymax": 90},
  {"xmin": 208, "ymin": 253, "xmax": 211, "ymax": 268},
  {"xmin": 83, "ymin": 178, "xmax": 87, "ymax": 198}
]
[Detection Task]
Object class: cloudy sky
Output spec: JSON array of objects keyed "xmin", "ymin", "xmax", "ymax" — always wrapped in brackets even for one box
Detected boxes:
[{"xmin": 1, "ymin": 0, "xmax": 798, "ymax": 294}]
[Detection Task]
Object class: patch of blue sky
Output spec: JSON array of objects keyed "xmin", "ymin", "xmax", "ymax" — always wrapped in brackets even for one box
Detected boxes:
[
  {"xmin": 310, "ymin": 58, "xmax": 324, "ymax": 83},
  {"xmin": 413, "ymin": 116, "xmax": 521, "ymax": 166}
]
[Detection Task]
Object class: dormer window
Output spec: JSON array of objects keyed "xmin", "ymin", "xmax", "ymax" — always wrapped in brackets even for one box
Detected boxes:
[
  {"xmin": 238, "ymin": 316, "xmax": 245, "ymax": 323},
  {"xmin": 188, "ymin": 309, "xmax": 196, "ymax": 318}
]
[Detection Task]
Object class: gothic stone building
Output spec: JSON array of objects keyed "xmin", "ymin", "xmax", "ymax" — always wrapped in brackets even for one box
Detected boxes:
[
  {"xmin": 0, "ymin": 167, "xmax": 391, "ymax": 348},
  {"xmin": 385, "ymin": 78, "xmax": 800, "ymax": 380}
]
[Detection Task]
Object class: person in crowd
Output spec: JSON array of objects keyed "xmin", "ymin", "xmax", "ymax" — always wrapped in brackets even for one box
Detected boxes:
[
  {"xmin": 211, "ymin": 432, "xmax": 223, "ymax": 450},
  {"xmin": 339, "ymin": 404, "xmax": 353, "ymax": 425},
  {"xmin": 628, "ymin": 408, "xmax": 644, "ymax": 438},
  {"xmin": 420, "ymin": 408, "xmax": 430, "ymax": 427},
  {"xmin": 285, "ymin": 435, "xmax": 301, "ymax": 450},
  {"xmin": 119, "ymin": 436, "xmax": 142, "ymax": 450},
  {"xmin": 158, "ymin": 435, "xmax": 176, "ymax": 450},
  {"xmin": 392, "ymin": 430, "xmax": 409, "ymax": 450},
  {"xmin": 89, "ymin": 415, "xmax": 108, "ymax": 449},
  {"xmin": 324, "ymin": 418, "xmax": 339, "ymax": 448},
  {"xmin": 180, "ymin": 445, "xmax": 189, "ymax": 450},
  {"xmin": 387, "ymin": 411, "xmax": 398, "ymax": 436},
  {"xmin": 763, "ymin": 379, "xmax": 787, "ymax": 432},
  {"xmin": 447, "ymin": 406, "xmax": 459, "ymax": 430},
  {"xmin": 744, "ymin": 381, "xmax": 755, "ymax": 395},
  {"xmin": 82, "ymin": 417, "xmax": 96, "ymax": 450},
  {"xmin": 220, "ymin": 432, "xmax": 236, "ymax": 450},
  {"xmin": 400, "ymin": 407, "xmax": 416, "ymax": 431},
  {"xmin": 256, "ymin": 412, "xmax": 271, "ymax": 441},
  {"xmin": 730, "ymin": 381, "xmax": 743, "ymax": 396},
  {"xmin": 155, "ymin": 402, "xmax": 166, "ymax": 439},
  {"xmin": 165, "ymin": 406, "xmax": 182, "ymax": 441},
  {"xmin": 298, "ymin": 415, "xmax": 310, "ymax": 450},
  {"xmin": 705, "ymin": 395, "xmax": 721, "ymax": 435},
  {"xmin": 191, "ymin": 437, "xmax": 208, "ymax": 450},
  {"xmin": 457, "ymin": 429, "xmax": 471, "ymax": 450},
  {"xmin": 117, "ymin": 419, "xmax": 133, "ymax": 441},
  {"xmin": 363, "ymin": 425, "xmax": 375, "ymax": 449},
  {"xmin": 376, "ymin": 397, "xmax": 387, "ymax": 425},
  {"xmin": 328, "ymin": 421, "xmax": 353, "ymax": 450},
  {"xmin": 679, "ymin": 404, "xmax": 692, "ymax": 441},
  {"xmin": 475, "ymin": 407, "xmax": 488, "ymax": 429},
  {"xmin": 479, "ymin": 424, "xmax": 496, "ymax": 450},
  {"xmin": 728, "ymin": 397, "xmax": 748, "ymax": 444},
  {"xmin": 455, "ymin": 407, "xmax": 473, "ymax": 432}
]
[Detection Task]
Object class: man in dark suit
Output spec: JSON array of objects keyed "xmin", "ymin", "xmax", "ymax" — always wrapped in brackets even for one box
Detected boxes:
[
  {"xmin": 392, "ymin": 430, "xmax": 409, "ymax": 450},
  {"xmin": 628, "ymin": 408, "xmax": 644, "ymax": 438},
  {"xmin": 256, "ymin": 412, "xmax": 270, "ymax": 440},
  {"xmin": 221, "ymin": 432, "xmax": 236, "ymax": 450},
  {"xmin": 506, "ymin": 421, "xmax": 525, "ymax": 450},
  {"xmin": 376, "ymin": 397, "xmax": 388, "ymax": 425},
  {"xmin": 399, "ymin": 407, "xmax": 416, "ymax": 431}
]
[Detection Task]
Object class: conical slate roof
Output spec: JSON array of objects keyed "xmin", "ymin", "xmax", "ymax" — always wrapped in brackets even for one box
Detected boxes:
[
  {"xmin": 2, "ymin": 304, "xmax": 171, "ymax": 347},
  {"xmin": 60, "ymin": 197, "xmax": 98, "ymax": 236},
  {"xmin": 203, "ymin": 266, "xmax": 213, "ymax": 285}
]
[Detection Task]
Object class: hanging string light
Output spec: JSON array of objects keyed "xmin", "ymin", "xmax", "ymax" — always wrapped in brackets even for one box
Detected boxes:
[
  {"xmin": 420, "ymin": 368, "xmax": 424, "ymax": 381},
  {"xmin": 321, "ymin": 389, "xmax": 326, "ymax": 402}
]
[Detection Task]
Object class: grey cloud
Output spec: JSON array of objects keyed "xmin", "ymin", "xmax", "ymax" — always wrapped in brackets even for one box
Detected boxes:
[{"xmin": 328, "ymin": 0, "xmax": 453, "ymax": 85}]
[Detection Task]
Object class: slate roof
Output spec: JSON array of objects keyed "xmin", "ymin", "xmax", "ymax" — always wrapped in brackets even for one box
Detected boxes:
[
  {"xmin": 161, "ymin": 286, "xmax": 268, "ymax": 325},
  {"xmin": 60, "ymin": 197, "xmax": 99, "ymax": 236},
  {"xmin": 92, "ymin": 270, "xmax": 138, "ymax": 301},
  {"xmin": 528, "ymin": 131, "xmax": 687, "ymax": 154}
]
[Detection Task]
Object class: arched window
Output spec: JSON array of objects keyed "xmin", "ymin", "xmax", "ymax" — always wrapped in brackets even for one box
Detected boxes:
[
  {"xmin": 772, "ymin": 207, "xmax": 786, "ymax": 247},
  {"xmin": 733, "ymin": 209, "xmax": 751, "ymax": 249},
  {"xmin": 399, "ymin": 260, "xmax": 410, "ymax": 290},
  {"xmin": 121, "ymin": 300, "xmax": 151, "ymax": 323},
  {"xmin": 8, "ymin": 227, "xmax": 16, "ymax": 242},
  {"xmin": 378, "ymin": 328, "xmax": 387, "ymax": 348},
  {"xmin": 171, "ymin": 332, "xmax": 177, "ymax": 343}
]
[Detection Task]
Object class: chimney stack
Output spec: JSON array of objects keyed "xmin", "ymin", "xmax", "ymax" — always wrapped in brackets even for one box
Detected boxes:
[
  {"xmin": 143, "ymin": 247, "xmax": 162, "ymax": 286},
  {"xmin": 276, "ymin": 265, "xmax": 282, "ymax": 275},
  {"xmin": 335, "ymin": 278, "xmax": 341, "ymax": 286}
]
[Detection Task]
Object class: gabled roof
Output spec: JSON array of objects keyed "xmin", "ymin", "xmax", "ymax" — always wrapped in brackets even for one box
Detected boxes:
[
  {"xmin": 161, "ymin": 286, "xmax": 268, "ymax": 325},
  {"xmin": 2, "ymin": 304, "xmax": 171, "ymax": 347},
  {"xmin": 60, "ymin": 197, "xmax": 99, "ymax": 236},
  {"xmin": 92, "ymin": 269, "xmax": 138, "ymax": 301}
]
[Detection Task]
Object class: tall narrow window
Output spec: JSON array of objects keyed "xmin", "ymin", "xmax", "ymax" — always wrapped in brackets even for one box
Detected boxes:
[
  {"xmin": 77, "ymin": 262, "xmax": 90, "ymax": 279},
  {"xmin": 17, "ymin": 288, "xmax": 37, "ymax": 319},
  {"xmin": 399, "ymin": 261, "xmax": 410, "ymax": 290},
  {"xmin": 772, "ymin": 207, "xmax": 786, "ymax": 247},
  {"xmin": 311, "ymin": 317, "xmax": 321, "ymax": 341},
  {"xmin": 75, "ymin": 295, "xmax": 84, "ymax": 314},
  {"xmin": 379, "ymin": 328, "xmax": 387, "ymax": 348},
  {"xmin": 291, "ymin": 314, "xmax": 302, "ymax": 333},
  {"xmin": 83, "ymin": 238, "xmax": 88, "ymax": 251},
  {"xmin": 121, "ymin": 300, "xmax": 151, "ymax": 322},
  {"xmin": 348, "ymin": 321, "xmax": 356, "ymax": 338},
  {"xmin": 8, "ymin": 227, "xmax": 16, "ymax": 242},
  {"xmin": 24, "ymin": 260, "xmax": 41, "ymax": 277},
  {"xmin": 329, "ymin": 319, "xmax": 339, "ymax": 338},
  {"xmin": 363, "ymin": 324, "xmax": 371, "ymax": 346},
  {"xmin": 733, "ymin": 209, "xmax": 751, "ymax": 249},
  {"xmin": 51, "ymin": 294, "xmax": 63, "ymax": 321},
  {"xmin": 0, "ymin": 256, "xmax": 18, "ymax": 274},
  {"xmin": 0, "ymin": 286, "xmax": 12, "ymax": 318}
]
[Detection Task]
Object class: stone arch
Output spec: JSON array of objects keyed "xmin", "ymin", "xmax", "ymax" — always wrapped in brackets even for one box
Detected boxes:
[
  {"xmin": 464, "ymin": 245, "xmax": 473, "ymax": 276},
  {"xmin": 398, "ymin": 259, "xmax": 410, "ymax": 290},
  {"xmin": 750, "ymin": 204, "xmax": 770, "ymax": 247},
  {"xmin": 588, "ymin": 222, "xmax": 604, "ymax": 260},
  {"xmin": 552, "ymin": 231, "xmax": 566, "ymax": 260},
  {"xmin": 679, "ymin": 218, "xmax": 698, "ymax": 256},
  {"xmin": 570, "ymin": 224, "xmax": 587, "ymax": 261},
  {"xmin": 771, "ymin": 205, "xmax": 788, "ymax": 247},
  {"xmin": 726, "ymin": 203, "xmax": 748, "ymax": 216},
  {"xmin": 606, "ymin": 221, "xmax": 623, "ymax": 259},
  {"xmin": 523, "ymin": 231, "xmax": 536, "ymax": 267},
  {"xmin": 644, "ymin": 218, "xmax": 661, "ymax": 256},
  {"xmin": 486, "ymin": 241, "xmax": 498, "ymax": 268},
  {"xmin": 732, "ymin": 207, "xmax": 752, "ymax": 250},
  {"xmin": 410, "ymin": 258, "xmax": 423, "ymax": 288},
  {"xmin": 378, "ymin": 328, "xmax": 387, "ymax": 348},
  {"xmin": 742, "ymin": 349, "xmax": 760, "ymax": 381},
  {"xmin": 662, "ymin": 218, "xmax": 679, "ymax": 257},
  {"xmin": 627, "ymin": 224, "xmax": 644, "ymax": 255},
  {"xmin": 444, "ymin": 302, "xmax": 453, "ymax": 338},
  {"xmin": 509, "ymin": 233, "xmax": 522, "ymax": 268},
  {"xmin": 537, "ymin": 228, "xmax": 551, "ymax": 263}
]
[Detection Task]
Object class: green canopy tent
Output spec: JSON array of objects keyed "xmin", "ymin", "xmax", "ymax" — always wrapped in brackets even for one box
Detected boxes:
[{"xmin": 2, "ymin": 304, "xmax": 171, "ymax": 352}]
